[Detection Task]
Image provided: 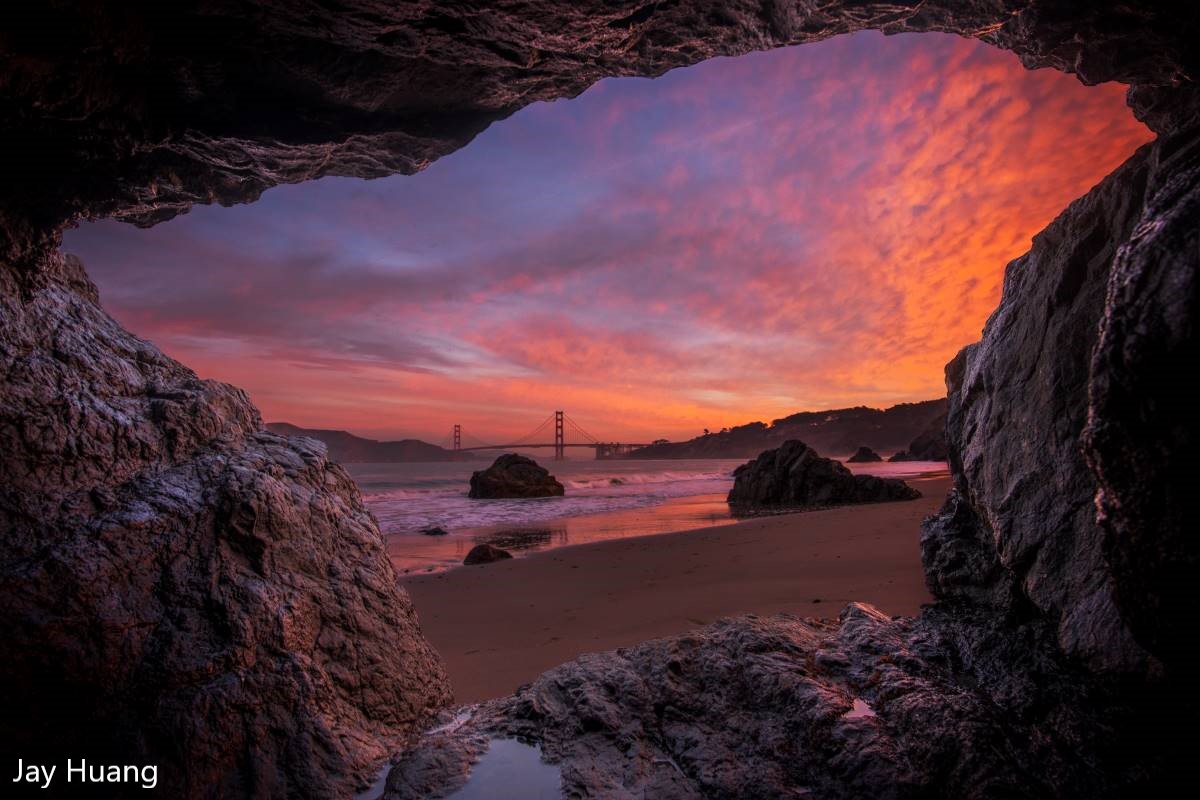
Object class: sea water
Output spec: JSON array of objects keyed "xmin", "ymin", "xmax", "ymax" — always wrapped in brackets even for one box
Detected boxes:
[{"xmin": 347, "ymin": 457, "xmax": 946, "ymax": 574}]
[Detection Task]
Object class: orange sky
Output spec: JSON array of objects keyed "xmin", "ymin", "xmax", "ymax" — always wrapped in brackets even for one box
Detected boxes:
[{"xmin": 67, "ymin": 32, "xmax": 1151, "ymax": 445}]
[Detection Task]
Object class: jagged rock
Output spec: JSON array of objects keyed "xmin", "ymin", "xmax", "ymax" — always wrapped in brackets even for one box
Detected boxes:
[
  {"xmin": 468, "ymin": 454, "xmax": 565, "ymax": 499},
  {"xmin": 463, "ymin": 544, "xmax": 515, "ymax": 566},
  {"xmin": 0, "ymin": 253, "xmax": 451, "ymax": 796},
  {"xmin": 847, "ymin": 446, "xmax": 883, "ymax": 463},
  {"xmin": 386, "ymin": 604, "xmax": 1173, "ymax": 800},
  {"xmin": 1083, "ymin": 124, "xmax": 1200, "ymax": 675},
  {"xmin": 728, "ymin": 440, "xmax": 920, "ymax": 509},
  {"xmin": 922, "ymin": 139, "xmax": 1160, "ymax": 674},
  {"xmin": 889, "ymin": 412, "xmax": 949, "ymax": 461},
  {"xmin": 1, "ymin": 2, "xmax": 1198, "ymax": 798}
]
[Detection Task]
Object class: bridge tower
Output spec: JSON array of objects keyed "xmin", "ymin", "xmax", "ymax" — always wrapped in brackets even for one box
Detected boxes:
[
  {"xmin": 554, "ymin": 411, "xmax": 565, "ymax": 461},
  {"xmin": 452, "ymin": 424, "xmax": 461, "ymax": 451}
]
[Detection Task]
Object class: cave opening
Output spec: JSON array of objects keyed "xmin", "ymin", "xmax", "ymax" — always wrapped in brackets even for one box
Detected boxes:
[
  {"xmin": 3, "ymin": 5, "xmax": 1196, "ymax": 798},
  {"xmin": 58, "ymin": 30, "xmax": 1149, "ymax": 585}
]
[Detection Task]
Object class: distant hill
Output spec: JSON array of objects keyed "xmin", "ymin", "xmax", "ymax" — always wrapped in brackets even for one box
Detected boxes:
[
  {"xmin": 627, "ymin": 398, "xmax": 948, "ymax": 460},
  {"xmin": 266, "ymin": 422, "xmax": 464, "ymax": 462}
]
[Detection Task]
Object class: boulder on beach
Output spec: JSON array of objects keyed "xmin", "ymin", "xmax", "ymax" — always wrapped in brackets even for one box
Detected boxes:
[
  {"xmin": 847, "ymin": 446, "xmax": 883, "ymax": 463},
  {"xmin": 728, "ymin": 440, "xmax": 920, "ymax": 510},
  {"xmin": 464, "ymin": 543, "xmax": 514, "ymax": 565},
  {"xmin": 468, "ymin": 453, "xmax": 565, "ymax": 499},
  {"xmin": 421, "ymin": 526, "xmax": 449, "ymax": 536}
]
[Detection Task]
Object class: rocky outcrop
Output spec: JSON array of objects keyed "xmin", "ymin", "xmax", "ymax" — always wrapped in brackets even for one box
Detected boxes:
[
  {"xmin": 2, "ymin": 2, "xmax": 1198, "ymax": 798},
  {"xmin": 463, "ymin": 544, "xmax": 515, "ymax": 566},
  {"xmin": 0, "ymin": 253, "xmax": 451, "ymax": 796},
  {"xmin": 1084, "ymin": 126, "xmax": 1200, "ymax": 676},
  {"xmin": 922, "ymin": 140, "xmax": 1161, "ymax": 674},
  {"xmin": 728, "ymin": 441, "xmax": 920, "ymax": 509},
  {"xmin": 468, "ymin": 454, "xmax": 565, "ymax": 499},
  {"xmin": 847, "ymin": 445, "xmax": 883, "ymax": 463},
  {"xmin": 387, "ymin": 604, "xmax": 1175, "ymax": 799}
]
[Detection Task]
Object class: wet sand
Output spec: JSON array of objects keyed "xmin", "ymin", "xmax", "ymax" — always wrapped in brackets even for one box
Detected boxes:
[{"xmin": 401, "ymin": 474, "xmax": 949, "ymax": 704}]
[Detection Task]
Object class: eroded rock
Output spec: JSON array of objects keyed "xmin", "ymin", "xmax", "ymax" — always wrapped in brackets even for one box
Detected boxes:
[
  {"xmin": 0, "ymin": 256, "xmax": 451, "ymax": 796},
  {"xmin": 728, "ymin": 440, "xmax": 920, "ymax": 509},
  {"xmin": 469, "ymin": 454, "xmax": 565, "ymax": 499},
  {"xmin": 1, "ymin": 2, "xmax": 1198, "ymax": 798},
  {"xmin": 387, "ymin": 604, "xmax": 1173, "ymax": 799}
]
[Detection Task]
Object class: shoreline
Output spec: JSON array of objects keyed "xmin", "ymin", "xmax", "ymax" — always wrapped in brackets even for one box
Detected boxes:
[
  {"xmin": 381, "ymin": 460, "xmax": 948, "ymax": 575},
  {"xmin": 401, "ymin": 473, "xmax": 950, "ymax": 703}
]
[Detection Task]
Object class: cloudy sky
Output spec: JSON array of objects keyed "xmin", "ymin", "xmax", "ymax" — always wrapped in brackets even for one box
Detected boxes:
[{"xmin": 65, "ymin": 31, "xmax": 1150, "ymax": 445}]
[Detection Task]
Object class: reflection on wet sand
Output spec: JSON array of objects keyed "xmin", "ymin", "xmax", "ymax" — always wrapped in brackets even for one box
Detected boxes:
[{"xmin": 387, "ymin": 493, "xmax": 736, "ymax": 574}]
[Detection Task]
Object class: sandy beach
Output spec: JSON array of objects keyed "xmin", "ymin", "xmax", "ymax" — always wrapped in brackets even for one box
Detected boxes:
[{"xmin": 401, "ymin": 473, "xmax": 949, "ymax": 703}]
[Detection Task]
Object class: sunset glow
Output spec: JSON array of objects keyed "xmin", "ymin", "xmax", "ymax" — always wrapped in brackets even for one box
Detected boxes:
[{"xmin": 65, "ymin": 31, "xmax": 1151, "ymax": 444}]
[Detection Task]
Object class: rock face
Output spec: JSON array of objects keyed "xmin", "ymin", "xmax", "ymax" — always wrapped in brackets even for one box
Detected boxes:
[
  {"xmin": 3, "ymin": 2, "xmax": 1197, "ymax": 269},
  {"xmin": 847, "ymin": 445, "xmax": 883, "ymax": 463},
  {"xmin": 889, "ymin": 412, "xmax": 949, "ymax": 461},
  {"xmin": 922, "ymin": 142, "xmax": 1162, "ymax": 674},
  {"xmin": 387, "ymin": 604, "xmax": 1175, "ymax": 800},
  {"xmin": 728, "ymin": 441, "xmax": 920, "ymax": 509},
  {"xmin": 463, "ymin": 544, "xmax": 515, "ymax": 566},
  {"xmin": 0, "ymin": 253, "xmax": 451, "ymax": 796},
  {"xmin": 468, "ymin": 454, "xmax": 565, "ymax": 499},
  {"xmin": 1, "ymin": 1, "xmax": 1198, "ymax": 798}
]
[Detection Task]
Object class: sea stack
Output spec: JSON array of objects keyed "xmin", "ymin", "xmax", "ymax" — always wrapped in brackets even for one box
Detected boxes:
[
  {"xmin": 468, "ymin": 454, "xmax": 565, "ymax": 499},
  {"xmin": 847, "ymin": 446, "xmax": 883, "ymax": 463},
  {"xmin": 728, "ymin": 440, "xmax": 920, "ymax": 509}
]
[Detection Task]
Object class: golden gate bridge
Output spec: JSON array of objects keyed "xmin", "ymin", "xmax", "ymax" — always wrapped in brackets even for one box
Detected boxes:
[{"xmin": 445, "ymin": 411, "xmax": 651, "ymax": 460}]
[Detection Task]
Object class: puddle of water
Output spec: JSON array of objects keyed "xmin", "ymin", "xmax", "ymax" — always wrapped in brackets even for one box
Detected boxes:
[
  {"xmin": 446, "ymin": 738, "xmax": 561, "ymax": 800},
  {"xmin": 843, "ymin": 698, "xmax": 877, "ymax": 720}
]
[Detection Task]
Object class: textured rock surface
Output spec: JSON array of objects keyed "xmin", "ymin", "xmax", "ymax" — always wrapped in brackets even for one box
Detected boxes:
[
  {"xmin": 468, "ymin": 454, "xmax": 565, "ymax": 499},
  {"xmin": 1083, "ymin": 125, "xmax": 1200, "ymax": 675},
  {"xmin": 386, "ymin": 605, "xmax": 1177, "ymax": 799},
  {"xmin": 922, "ymin": 142, "xmax": 1157, "ymax": 674},
  {"xmin": 2, "ymin": 1, "xmax": 1199, "ymax": 798},
  {"xmin": 384, "ymin": 11, "xmax": 1198, "ymax": 792},
  {"xmin": 2, "ymin": 2, "xmax": 1198, "ymax": 268},
  {"xmin": 463, "ymin": 544, "xmax": 515, "ymax": 566},
  {"xmin": 728, "ymin": 440, "xmax": 920, "ymax": 509},
  {"xmin": 0, "ymin": 254, "xmax": 451, "ymax": 796},
  {"xmin": 847, "ymin": 446, "xmax": 883, "ymax": 463}
]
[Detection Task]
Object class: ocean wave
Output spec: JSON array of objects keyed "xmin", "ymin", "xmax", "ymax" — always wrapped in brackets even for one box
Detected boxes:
[{"xmin": 564, "ymin": 470, "xmax": 731, "ymax": 490}]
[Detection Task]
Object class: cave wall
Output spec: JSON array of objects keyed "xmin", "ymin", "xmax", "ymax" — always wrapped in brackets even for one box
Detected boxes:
[
  {"xmin": 2, "ymin": 1, "xmax": 1196, "ymax": 266},
  {"xmin": 2, "ymin": 1, "xmax": 1198, "ymax": 797},
  {"xmin": 0, "ymin": 251, "xmax": 451, "ymax": 796}
]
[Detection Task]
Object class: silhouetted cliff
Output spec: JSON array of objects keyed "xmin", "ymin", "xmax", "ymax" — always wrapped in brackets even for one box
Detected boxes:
[
  {"xmin": 628, "ymin": 399, "xmax": 947, "ymax": 459},
  {"xmin": 266, "ymin": 422, "xmax": 464, "ymax": 462}
]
